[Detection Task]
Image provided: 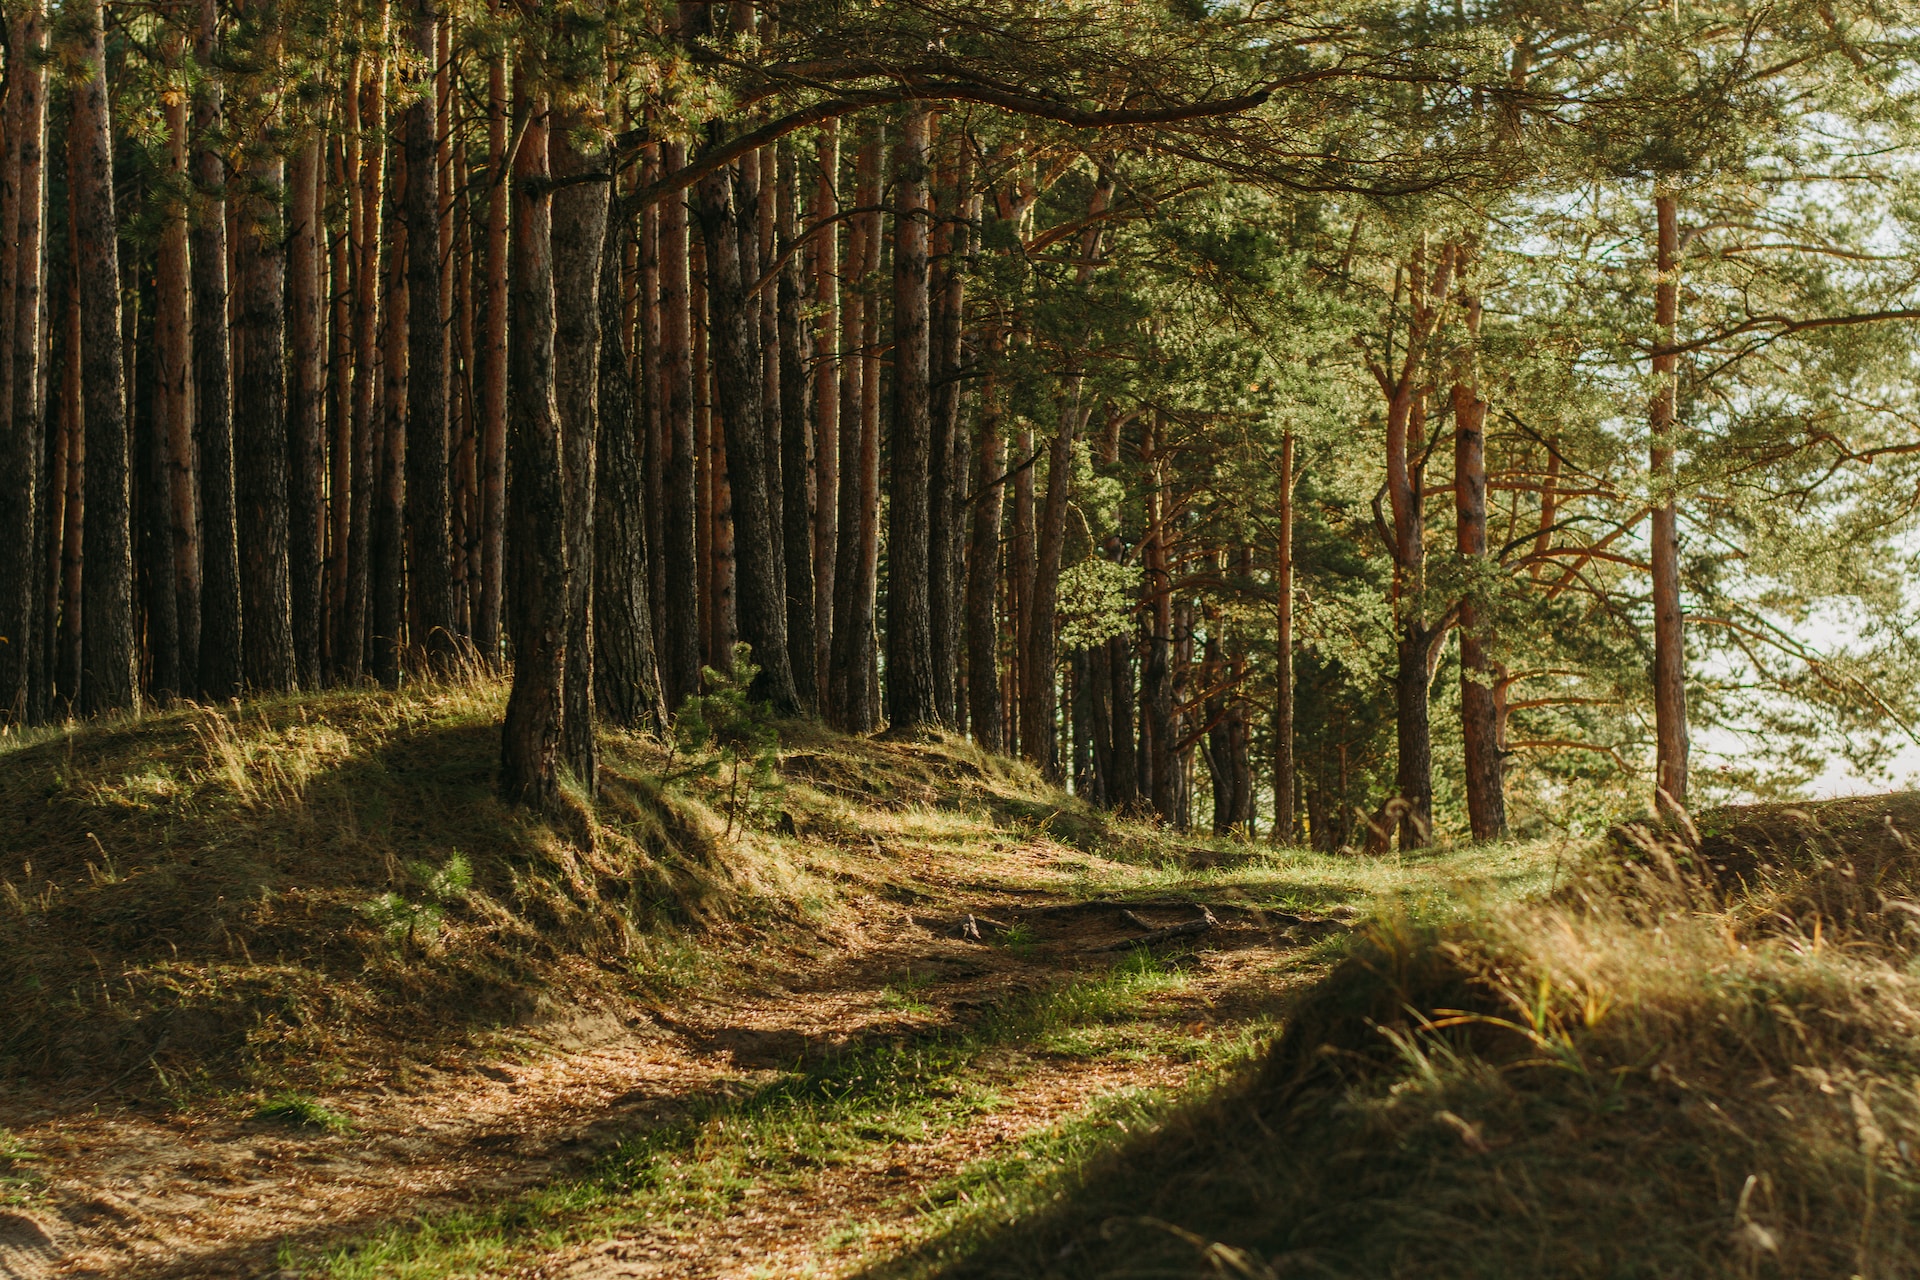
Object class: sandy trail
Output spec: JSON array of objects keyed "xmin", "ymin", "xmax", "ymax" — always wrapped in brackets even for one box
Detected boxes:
[{"xmin": 0, "ymin": 894, "xmax": 1318, "ymax": 1280}]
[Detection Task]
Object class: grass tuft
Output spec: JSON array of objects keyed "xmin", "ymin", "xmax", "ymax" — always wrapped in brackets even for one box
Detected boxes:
[{"xmin": 253, "ymin": 1093, "xmax": 356, "ymax": 1133}]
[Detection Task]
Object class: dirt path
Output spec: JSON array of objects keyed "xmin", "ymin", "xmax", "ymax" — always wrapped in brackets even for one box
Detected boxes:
[{"xmin": 0, "ymin": 892, "xmax": 1325, "ymax": 1280}]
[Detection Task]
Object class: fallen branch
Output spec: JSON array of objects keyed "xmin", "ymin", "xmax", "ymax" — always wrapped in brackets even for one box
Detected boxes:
[{"xmin": 1090, "ymin": 907, "xmax": 1219, "ymax": 952}]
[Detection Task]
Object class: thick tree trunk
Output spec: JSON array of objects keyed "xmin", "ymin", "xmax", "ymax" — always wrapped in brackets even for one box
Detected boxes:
[
  {"xmin": 1650, "ymin": 189, "xmax": 1688, "ymax": 814},
  {"xmin": 829, "ymin": 124, "xmax": 881, "ymax": 731},
  {"xmin": 776, "ymin": 140, "xmax": 817, "ymax": 712},
  {"xmin": 746, "ymin": 147, "xmax": 785, "ymax": 666},
  {"xmin": 193, "ymin": 0, "xmax": 241, "ymax": 698},
  {"xmin": 0, "ymin": 3, "xmax": 47, "ymax": 722},
  {"xmin": 658, "ymin": 142, "xmax": 701, "ymax": 707},
  {"xmin": 552, "ymin": 101, "xmax": 605, "ymax": 786},
  {"xmin": 501, "ymin": 80, "xmax": 566, "ymax": 809},
  {"xmin": 694, "ymin": 162, "xmax": 798, "ymax": 713},
  {"xmin": 810, "ymin": 123, "xmax": 839, "ymax": 708},
  {"xmin": 1272, "ymin": 433, "xmax": 1295, "ymax": 844},
  {"xmin": 475, "ymin": 23, "xmax": 508, "ymax": 662},
  {"xmin": 1453, "ymin": 292, "xmax": 1505, "ymax": 841},
  {"xmin": 964, "ymin": 336, "xmax": 1005, "ymax": 751},
  {"xmin": 404, "ymin": 0, "xmax": 453, "ymax": 668},
  {"xmin": 886, "ymin": 105, "xmax": 939, "ymax": 733},
  {"xmin": 69, "ymin": 0, "xmax": 137, "ymax": 716},
  {"xmin": 289, "ymin": 136, "xmax": 326, "ymax": 688},
  {"xmin": 594, "ymin": 194, "xmax": 667, "ymax": 733}
]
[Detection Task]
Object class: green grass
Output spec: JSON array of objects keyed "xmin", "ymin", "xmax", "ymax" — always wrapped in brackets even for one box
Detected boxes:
[
  {"xmin": 253, "ymin": 1093, "xmax": 357, "ymax": 1133},
  {"xmin": 306, "ymin": 954, "xmax": 1193, "ymax": 1279}
]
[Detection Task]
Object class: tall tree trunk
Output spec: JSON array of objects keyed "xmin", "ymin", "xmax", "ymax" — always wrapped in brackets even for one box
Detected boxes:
[
  {"xmin": 886, "ymin": 104, "xmax": 938, "ymax": 733},
  {"xmin": 964, "ymin": 333, "xmax": 1005, "ymax": 751},
  {"xmin": 1453, "ymin": 285, "xmax": 1505, "ymax": 841},
  {"xmin": 404, "ymin": 0, "xmax": 452, "ymax": 668},
  {"xmin": 810, "ymin": 122, "xmax": 839, "ymax": 708},
  {"xmin": 69, "ymin": 0, "xmax": 137, "ymax": 716},
  {"xmin": 639, "ymin": 142, "xmax": 667, "ymax": 667},
  {"xmin": 0, "ymin": 3, "xmax": 47, "ymax": 722},
  {"xmin": 475, "ymin": 15, "xmax": 508, "ymax": 662},
  {"xmin": 1650, "ymin": 189, "xmax": 1688, "ymax": 814},
  {"xmin": 157, "ymin": 33, "xmax": 199, "ymax": 695},
  {"xmin": 777, "ymin": 140, "xmax": 817, "ymax": 712},
  {"xmin": 339, "ymin": 43, "xmax": 381, "ymax": 680},
  {"xmin": 233, "ymin": 136, "xmax": 296, "ymax": 693},
  {"xmin": 1008, "ymin": 422, "xmax": 1035, "ymax": 754},
  {"xmin": 829, "ymin": 123, "xmax": 881, "ymax": 731},
  {"xmin": 594, "ymin": 193, "xmax": 666, "ymax": 732},
  {"xmin": 193, "ymin": 0, "xmax": 242, "ymax": 698},
  {"xmin": 1020, "ymin": 414, "xmax": 1075, "ymax": 778},
  {"xmin": 135, "ymin": 264, "xmax": 182, "ymax": 700},
  {"xmin": 552, "ymin": 99, "xmax": 605, "ymax": 786},
  {"xmin": 1272, "ymin": 433, "xmax": 1295, "ymax": 844},
  {"xmin": 658, "ymin": 141, "xmax": 701, "ymax": 707},
  {"xmin": 327, "ymin": 128, "xmax": 353, "ymax": 674},
  {"xmin": 694, "ymin": 162, "xmax": 798, "ymax": 713},
  {"xmin": 373, "ymin": 139, "xmax": 408, "ymax": 685},
  {"xmin": 289, "ymin": 135, "xmax": 326, "ymax": 688},
  {"xmin": 1107, "ymin": 623, "xmax": 1137, "ymax": 810},
  {"xmin": 501, "ymin": 75, "xmax": 566, "ymax": 809},
  {"xmin": 928, "ymin": 144, "xmax": 972, "ymax": 729},
  {"xmin": 56, "ymin": 254, "xmax": 84, "ymax": 711},
  {"xmin": 1142, "ymin": 412, "xmax": 1176, "ymax": 823},
  {"xmin": 746, "ymin": 147, "xmax": 785, "ymax": 674}
]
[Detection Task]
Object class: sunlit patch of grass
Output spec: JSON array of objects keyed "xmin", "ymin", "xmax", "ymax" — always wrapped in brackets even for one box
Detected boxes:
[{"xmin": 253, "ymin": 1093, "xmax": 356, "ymax": 1133}]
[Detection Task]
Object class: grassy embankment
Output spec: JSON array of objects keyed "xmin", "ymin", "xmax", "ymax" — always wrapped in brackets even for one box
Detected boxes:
[{"xmin": 8, "ymin": 676, "xmax": 1915, "ymax": 1277}]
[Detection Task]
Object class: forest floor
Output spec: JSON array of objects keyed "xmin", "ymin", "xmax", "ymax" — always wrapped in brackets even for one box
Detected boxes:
[{"xmin": 12, "ymin": 680, "xmax": 1914, "ymax": 1279}]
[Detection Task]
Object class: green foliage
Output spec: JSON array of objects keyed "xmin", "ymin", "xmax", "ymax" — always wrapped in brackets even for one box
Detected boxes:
[
  {"xmin": 670, "ymin": 643, "xmax": 783, "ymax": 837},
  {"xmin": 253, "ymin": 1093, "xmax": 355, "ymax": 1133},
  {"xmin": 358, "ymin": 852, "xmax": 472, "ymax": 945}
]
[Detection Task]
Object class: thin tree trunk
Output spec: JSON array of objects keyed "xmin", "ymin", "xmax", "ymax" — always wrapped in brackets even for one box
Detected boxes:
[
  {"xmin": 639, "ymin": 142, "xmax": 667, "ymax": 667},
  {"xmin": 193, "ymin": 0, "xmax": 241, "ymax": 698},
  {"xmin": 1453, "ymin": 284, "xmax": 1505, "ymax": 840},
  {"xmin": 1008, "ymin": 421, "xmax": 1035, "ymax": 754},
  {"xmin": 372, "ymin": 138, "xmax": 408, "ymax": 685},
  {"xmin": 777, "ymin": 140, "xmax": 817, "ymax": 712},
  {"xmin": 965, "ymin": 332, "xmax": 1005, "ymax": 751},
  {"xmin": 927, "ymin": 138, "xmax": 970, "ymax": 727},
  {"xmin": 1020, "ymin": 412, "xmax": 1076, "ymax": 778},
  {"xmin": 1142, "ymin": 412, "xmax": 1175, "ymax": 823},
  {"xmin": 694, "ymin": 161, "xmax": 798, "ymax": 712},
  {"xmin": 342, "ymin": 33, "xmax": 387, "ymax": 681},
  {"xmin": 1650, "ymin": 189, "xmax": 1688, "ymax": 814},
  {"xmin": 404, "ymin": 0, "xmax": 452, "ymax": 668},
  {"xmin": 289, "ymin": 135, "xmax": 326, "ymax": 688},
  {"xmin": 328, "ymin": 128, "xmax": 352, "ymax": 673},
  {"xmin": 552, "ymin": 98, "xmax": 605, "ymax": 786},
  {"xmin": 810, "ymin": 121, "xmax": 839, "ymax": 708},
  {"xmin": 0, "ymin": 3, "xmax": 46, "ymax": 722},
  {"xmin": 475, "ymin": 14, "xmax": 507, "ymax": 662},
  {"xmin": 57, "ymin": 252, "xmax": 84, "ymax": 710},
  {"xmin": 134, "ymin": 262, "xmax": 181, "ymax": 701},
  {"xmin": 829, "ymin": 124, "xmax": 880, "ymax": 730},
  {"xmin": 1272, "ymin": 433, "xmax": 1295, "ymax": 844},
  {"xmin": 501, "ymin": 74, "xmax": 566, "ymax": 809},
  {"xmin": 886, "ymin": 104, "xmax": 938, "ymax": 733},
  {"xmin": 659, "ymin": 141, "xmax": 700, "ymax": 706},
  {"xmin": 595, "ymin": 191, "xmax": 666, "ymax": 732},
  {"xmin": 157, "ymin": 35, "xmax": 199, "ymax": 694},
  {"xmin": 69, "ymin": 0, "xmax": 137, "ymax": 716}
]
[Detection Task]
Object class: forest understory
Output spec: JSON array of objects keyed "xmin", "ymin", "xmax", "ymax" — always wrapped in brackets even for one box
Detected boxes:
[{"xmin": 6, "ymin": 678, "xmax": 1920, "ymax": 1280}]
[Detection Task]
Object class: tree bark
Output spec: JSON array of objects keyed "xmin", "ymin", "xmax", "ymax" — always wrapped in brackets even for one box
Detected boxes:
[
  {"xmin": 927, "ymin": 140, "xmax": 971, "ymax": 728},
  {"xmin": 886, "ymin": 104, "xmax": 938, "ymax": 733},
  {"xmin": 1650, "ymin": 189, "xmax": 1688, "ymax": 814},
  {"xmin": 1020, "ymin": 413, "xmax": 1076, "ymax": 778},
  {"xmin": 1142, "ymin": 412, "xmax": 1176, "ymax": 823},
  {"xmin": 594, "ymin": 193, "xmax": 667, "ymax": 733},
  {"xmin": 639, "ymin": 142, "xmax": 666, "ymax": 667},
  {"xmin": 552, "ymin": 99, "xmax": 605, "ymax": 786},
  {"xmin": 501, "ymin": 77, "xmax": 566, "ymax": 809},
  {"xmin": 338, "ymin": 43, "xmax": 382, "ymax": 681},
  {"xmin": 1272, "ymin": 433, "xmax": 1295, "ymax": 843},
  {"xmin": 0, "ymin": 3, "xmax": 47, "ymax": 722},
  {"xmin": 964, "ymin": 332, "xmax": 1006, "ymax": 751},
  {"xmin": 810, "ymin": 122, "xmax": 839, "ymax": 708},
  {"xmin": 694, "ymin": 162, "xmax": 799, "ymax": 713},
  {"xmin": 829, "ymin": 123, "xmax": 882, "ymax": 731},
  {"xmin": 69, "ymin": 0, "xmax": 137, "ymax": 716},
  {"xmin": 54, "ymin": 241, "xmax": 82, "ymax": 710},
  {"xmin": 289, "ymin": 135, "xmax": 326, "ymax": 688},
  {"xmin": 404, "ymin": 0, "xmax": 452, "ymax": 668},
  {"xmin": 135, "ymin": 265, "xmax": 182, "ymax": 701},
  {"xmin": 372, "ymin": 139, "xmax": 409, "ymax": 685},
  {"xmin": 1453, "ymin": 287, "xmax": 1505, "ymax": 841},
  {"xmin": 156, "ymin": 32, "xmax": 199, "ymax": 695},
  {"xmin": 1008, "ymin": 421, "xmax": 1035, "ymax": 754},
  {"xmin": 475, "ymin": 17, "xmax": 508, "ymax": 662},
  {"xmin": 776, "ymin": 140, "xmax": 817, "ymax": 712},
  {"xmin": 658, "ymin": 141, "xmax": 701, "ymax": 707}
]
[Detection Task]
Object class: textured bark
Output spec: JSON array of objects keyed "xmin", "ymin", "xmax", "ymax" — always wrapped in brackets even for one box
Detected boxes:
[
  {"xmin": 1651, "ymin": 190, "xmax": 1688, "ymax": 813},
  {"xmin": 404, "ymin": 0, "xmax": 452, "ymax": 668},
  {"xmin": 1019, "ymin": 413, "xmax": 1075, "ymax": 778},
  {"xmin": 0, "ymin": 4, "xmax": 47, "ymax": 721},
  {"xmin": 776, "ymin": 141, "xmax": 817, "ymax": 712},
  {"xmin": 1272, "ymin": 433, "xmax": 1295, "ymax": 844},
  {"xmin": 451, "ymin": 96, "xmax": 476, "ymax": 640},
  {"xmin": 745, "ymin": 147, "xmax": 785, "ymax": 668},
  {"xmin": 829, "ymin": 124, "xmax": 881, "ymax": 731},
  {"xmin": 810, "ymin": 123, "xmax": 839, "ymax": 707},
  {"xmin": 964, "ymin": 335, "xmax": 1005, "ymax": 751},
  {"xmin": 694, "ymin": 162, "xmax": 798, "ymax": 713},
  {"xmin": 69, "ymin": 0, "xmax": 137, "ymax": 715},
  {"xmin": 372, "ymin": 140, "xmax": 408, "ymax": 686},
  {"xmin": 927, "ymin": 145, "xmax": 970, "ymax": 727},
  {"xmin": 1106, "ymin": 624, "xmax": 1137, "ymax": 810},
  {"xmin": 595, "ymin": 195, "xmax": 667, "ymax": 732},
  {"xmin": 328, "ymin": 129, "xmax": 352, "ymax": 673},
  {"xmin": 56, "ymin": 253, "xmax": 84, "ymax": 709},
  {"xmin": 339, "ymin": 47, "xmax": 383, "ymax": 681},
  {"xmin": 658, "ymin": 142, "xmax": 701, "ymax": 706},
  {"xmin": 475, "ymin": 22, "xmax": 508, "ymax": 662},
  {"xmin": 552, "ymin": 102, "xmax": 605, "ymax": 787},
  {"xmin": 501, "ymin": 81, "xmax": 566, "ymax": 809},
  {"xmin": 639, "ymin": 143, "xmax": 667, "ymax": 668},
  {"xmin": 1008, "ymin": 421, "xmax": 1035, "ymax": 753},
  {"xmin": 193, "ymin": 0, "xmax": 241, "ymax": 698},
  {"xmin": 135, "ymin": 275, "xmax": 181, "ymax": 700},
  {"xmin": 1453, "ymin": 291, "xmax": 1505, "ymax": 841},
  {"xmin": 289, "ymin": 136, "xmax": 326, "ymax": 688},
  {"xmin": 1141, "ymin": 414, "xmax": 1176, "ymax": 823},
  {"xmin": 886, "ymin": 105, "xmax": 938, "ymax": 733},
  {"xmin": 156, "ymin": 39, "xmax": 199, "ymax": 695}
]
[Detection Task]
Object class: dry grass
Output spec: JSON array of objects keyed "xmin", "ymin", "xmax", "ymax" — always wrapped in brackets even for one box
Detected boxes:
[{"xmin": 871, "ymin": 798, "xmax": 1920, "ymax": 1279}]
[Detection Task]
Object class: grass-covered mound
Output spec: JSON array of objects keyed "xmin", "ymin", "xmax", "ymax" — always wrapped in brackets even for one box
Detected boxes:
[
  {"xmin": 881, "ymin": 798, "xmax": 1920, "ymax": 1279},
  {"xmin": 0, "ymin": 674, "xmax": 1059, "ymax": 1096}
]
